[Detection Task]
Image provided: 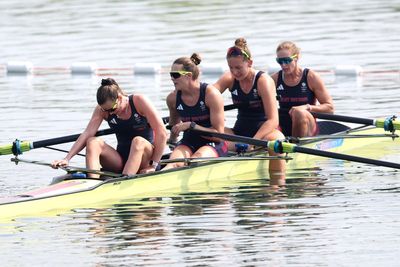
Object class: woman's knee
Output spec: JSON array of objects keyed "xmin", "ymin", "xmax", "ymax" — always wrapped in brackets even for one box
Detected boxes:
[
  {"xmin": 192, "ymin": 147, "xmax": 217, "ymax": 158},
  {"xmin": 131, "ymin": 136, "xmax": 148, "ymax": 151},
  {"xmin": 86, "ymin": 137, "xmax": 104, "ymax": 151},
  {"xmin": 264, "ymin": 129, "xmax": 285, "ymax": 141},
  {"xmin": 291, "ymin": 109, "xmax": 308, "ymax": 122}
]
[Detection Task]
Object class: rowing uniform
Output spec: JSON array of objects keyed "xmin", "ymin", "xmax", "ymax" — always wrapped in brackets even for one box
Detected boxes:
[
  {"xmin": 276, "ymin": 68, "xmax": 317, "ymax": 136},
  {"xmin": 176, "ymin": 83, "xmax": 228, "ymax": 157},
  {"xmin": 107, "ymin": 95, "xmax": 153, "ymax": 163},
  {"xmin": 230, "ymin": 70, "xmax": 266, "ymax": 137}
]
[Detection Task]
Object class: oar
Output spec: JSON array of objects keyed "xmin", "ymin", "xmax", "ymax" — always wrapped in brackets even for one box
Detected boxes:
[
  {"xmin": 0, "ymin": 128, "xmax": 116, "ymax": 156},
  {"xmin": 10, "ymin": 157, "xmax": 122, "ymax": 178},
  {"xmin": 189, "ymin": 128, "xmax": 400, "ymax": 169},
  {"xmin": 311, "ymin": 112, "xmax": 399, "ymax": 132},
  {"xmin": 162, "ymin": 103, "xmax": 241, "ymax": 124},
  {"xmin": 160, "ymin": 155, "xmax": 292, "ymax": 165},
  {"xmin": 1, "ymin": 103, "xmax": 242, "ymax": 156}
]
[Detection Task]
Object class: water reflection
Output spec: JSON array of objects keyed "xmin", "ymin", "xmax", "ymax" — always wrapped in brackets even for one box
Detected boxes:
[{"xmin": 58, "ymin": 170, "xmax": 333, "ymax": 265}]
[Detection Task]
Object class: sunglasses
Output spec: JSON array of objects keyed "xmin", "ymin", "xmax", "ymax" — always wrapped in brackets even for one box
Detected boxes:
[
  {"xmin": 100, "ymin": 99, "xmax": 118, "ymax": 113},
  {"xmin": 170, "ymin": 70, "xmax": 191, "ymax": 79},
  {"xmin": 276, "ymin": 54, "xmax": 297, "ymax": 65},
  {"xmin": 227, "ymin": 47, "xmax": 251, "ymax": 60}
]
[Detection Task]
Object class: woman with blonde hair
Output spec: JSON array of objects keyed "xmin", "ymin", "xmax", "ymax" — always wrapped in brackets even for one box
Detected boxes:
[{"xmin": 271, "ymin": 41, "xmax": 334, "ymax": 137}]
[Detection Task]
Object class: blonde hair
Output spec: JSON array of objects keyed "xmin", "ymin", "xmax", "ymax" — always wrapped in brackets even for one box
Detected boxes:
[{"xmin": 276, "ymin": 41, "xmax": 301, "ymax": 56}]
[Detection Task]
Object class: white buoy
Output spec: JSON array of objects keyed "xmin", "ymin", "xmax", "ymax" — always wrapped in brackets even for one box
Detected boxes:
[
  {"xmin": 201, "ymin": 63, "xmax": 227, "ymax": 74},
  {"xmin": 71, "ymin": 62, "xmax": 97, "ymax": 75},
  {"xmin": 334, "ymin": 65, "xmax": 363, "ymax": 76},
  {"xmin": 133, "ymin": 63, "xmax": 161, "ymax": 75},
  {"xmin": 6, "ymin": 61, "xmax": 33, "ymax": 74}
]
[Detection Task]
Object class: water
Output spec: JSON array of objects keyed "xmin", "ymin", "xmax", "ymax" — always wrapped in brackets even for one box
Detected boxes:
[{"xmin": 0, "ymin": 0, "xmax": 400, "ymax": 266}]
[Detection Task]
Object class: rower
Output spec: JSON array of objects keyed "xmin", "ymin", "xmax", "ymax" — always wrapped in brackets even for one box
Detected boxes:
[
  {"xmin": 163, "ymin": 53, "xmax": 228, "ymax": 170},
  {"xmin": 271, "ymin": 41, "xmax": 334, "ymax": 137},
  {"xmin": 51, "ymin": 78, "xmax": 167, "ymax": 177},
  {"xmin": 213, "ymin": 38, "xmax": 285, "ymax": 183}
]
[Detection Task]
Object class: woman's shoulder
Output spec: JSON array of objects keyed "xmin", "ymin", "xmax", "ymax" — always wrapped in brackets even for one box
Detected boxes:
[
  {"xmin": 204, "ymin": 84, "xmax": 223, "ymax": 106},
  {"xmin": 166, "ymin": 90, "xmax": 178, "ymax": 106},
  {"xmin": 255, "ymin": 70, "xmax": 274, "ymax": 86},
  {"xmin": 132, "ymin": 93, "xmax": 147, "ymax": 105},
  {"xmin": 205, "ymin": 83, "xmax": 221, "ymax": 95},
  {"xmin": 305, "ymin": 68, "xmax": 323, "ymax": 82},
  {"xmin": 270, "ymin": 71, "xmax": 279, "ymax": 81},
  {"xmin": 218, "ymin": 71, "xmax": 234, "ymax": 83}
]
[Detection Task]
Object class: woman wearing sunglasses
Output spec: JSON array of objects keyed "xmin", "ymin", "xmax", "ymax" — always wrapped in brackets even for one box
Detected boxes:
[
  {"xmin": 271, "ymin": 41, "xmax": 334, "ymax": 137},
  {"xmin": 52, "ymin": 78, "xmax": 167, "ymax": 177},
  {"xmin": 213, "ymin": 38, "xmax": 285, "ymax": 181},
  {"xmin": 163, "ymin": 53, "xmax": 227, "ymax": 170}
]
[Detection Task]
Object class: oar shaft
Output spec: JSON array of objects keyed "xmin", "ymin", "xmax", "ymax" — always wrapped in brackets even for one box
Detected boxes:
[
  {"xmin": 10, "ymin": 158, "xmax": 122, "ymax": 177},
  {"xmin": 311, "ymin": 112, "xmax": 400, "ymax": 131},
  {"xmin": 32, "ymin": 128, "xmax": 115, "ymax": 149},
  {"xmin": 311, "ymin": 112, "xmax": 374, "ymax": 125},
  {"xmin": 190, "ymin": 129, "xmax": 400, "ymax": 169},
  {"xmin": 0, "ymin": 128, "xmax": 116, "ymax": 156},
  {"xmin": 294, "ymin": 145, "xmax": 400, "ymax": 169},
  {"xmin": 192, "ymin": 129, "xmax": 269, "ymax": 147},
  {"xmin": 162, "ymin": 103, "xmax": 241, "ymax": 124}
]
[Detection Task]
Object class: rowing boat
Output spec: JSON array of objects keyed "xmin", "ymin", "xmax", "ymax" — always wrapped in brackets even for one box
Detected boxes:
[{"xmin": 0, "ymin": 118, "xmax": 398, "ymax": 220}]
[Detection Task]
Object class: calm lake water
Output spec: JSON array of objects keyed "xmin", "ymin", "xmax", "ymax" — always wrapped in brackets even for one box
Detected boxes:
[{"xmin": 0, "ymin": 0, "xmax": 400, "ymax": 266}]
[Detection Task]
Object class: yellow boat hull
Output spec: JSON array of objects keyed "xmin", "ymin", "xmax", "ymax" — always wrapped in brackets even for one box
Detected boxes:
[{"xmin": 0, "ymin": 127, "xmax": 398, "ymax": 220}]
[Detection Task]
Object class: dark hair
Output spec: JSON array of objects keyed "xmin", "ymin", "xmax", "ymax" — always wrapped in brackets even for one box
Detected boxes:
[
  {"xmin": 96, "ymin": 78, "xmax": 126, "ymax": 105},
  {"xmin": 226, "ymin": 37, "xmax": 252, "ymax": 60},
  {"xmin": 172, "ymin": 53, "xmax": 202, "ymax": 80}
]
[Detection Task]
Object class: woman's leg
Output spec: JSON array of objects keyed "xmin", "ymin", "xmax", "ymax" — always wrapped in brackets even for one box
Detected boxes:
[
  {"xmin": 290, "ymin": 109, "xmax": 317, "ymax": 137},
  {"xmin": 191, "ymin": 145, "xmax": 220, "ymax": 158},
  {"xmin": 86, "ymin": 137, "xmax": 124, "ymax": 178},
  {"xmin": 162, "ymin": 145, "xmax": 193, "ymax": 170},
  {"xmin": 122, "ymin": 136, "xmax": 154, "ymax": 176}
]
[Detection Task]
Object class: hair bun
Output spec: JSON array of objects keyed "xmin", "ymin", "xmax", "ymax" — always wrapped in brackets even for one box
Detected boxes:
[
  {"xmin": 234, "ymin": 37, "xmax": 247, "ymax": 48},
  {"xmin": 190, "ymin": 53, "xmax": 202, "ymax": 65},
  {"xmin": 101, "ymin": 78, "xmax": 116, "ymax": 86},
  {"xmin": 101, "ymin": 78, "xmax": 112, "ymax": 86}
]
